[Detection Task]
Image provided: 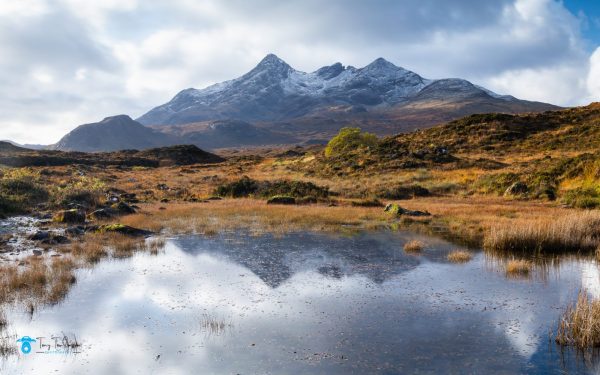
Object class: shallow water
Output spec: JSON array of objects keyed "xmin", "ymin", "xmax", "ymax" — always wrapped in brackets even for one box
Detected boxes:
[{"xmin": 1, "ymin": 230, "xmax": 599, "ymax": 374}]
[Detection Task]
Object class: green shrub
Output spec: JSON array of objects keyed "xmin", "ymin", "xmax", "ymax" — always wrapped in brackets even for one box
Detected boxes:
[
  {"xmin": 51, "ymin": 176, "xmax": 105, "ymax": 209},
  {"xmin": 562, "ymin": 187, "xmax": 600, "ymax": 209},
  {"xmin": 214, "ymin": 176, "xmax": 259, "ymax": 198},
  {"xmin": 325, "ymin": 127, "xmax": 378, "ymax": 158},
  {"xmin": 475, "ymin": 173, "xmax": 520, "ymax": 195},
  {"xmin": 0, "ymin": 170, "xmax": 49, "ymax": 214},
  {"xmin": 214, "ymin": 177, "xmax": 329, "ymax": 199},
  {"xmin": 259, "ymin": 180, "xmax": 329, "ymax": 198}
]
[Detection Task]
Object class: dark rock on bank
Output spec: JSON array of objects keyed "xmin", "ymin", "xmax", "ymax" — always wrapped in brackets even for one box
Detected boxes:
[{"xmin": 384, "ymin": 203, "xmax": 431, "ymax": 217}]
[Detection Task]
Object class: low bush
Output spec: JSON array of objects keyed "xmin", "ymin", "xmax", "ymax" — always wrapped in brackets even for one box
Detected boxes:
[
  {"xmin": 51, "ymin": 176, "xmax": 105, "ymax": 209},
  {"xmin": 562, "ymin": 187, "xmax": 600, "ymax": 209},
  {"xmin": 0, "ymin": 170, "xmax": 49, "ymax": 214},
  {"xmin": 324, "ymin": 127, "xmax": 378, "ymax": 158},
  {"xmin": 215, "ymin": 177, "xmax": 329, "ymax": 199}
]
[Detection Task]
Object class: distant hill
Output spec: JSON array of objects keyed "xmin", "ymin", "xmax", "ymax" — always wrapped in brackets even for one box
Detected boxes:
[
  {"xmin": 0, "ymin": 142, "xmax": 224, "ymax": 167},
  {"xmin": 295, "ymin": 103, "xmax": 600, "ymax": 176},
  {"xmin": 1, "ymin": 141, "xmax": 47, "ymax": 150},
  {"xmin": 53, "ymin": 115, "xmax": 177, "ymax": 152},
  {"xmin": 380, "ymin": 102, "xmax": 600, "ymax": 155}
]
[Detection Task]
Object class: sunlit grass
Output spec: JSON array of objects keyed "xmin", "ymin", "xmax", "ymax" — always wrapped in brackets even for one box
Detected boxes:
[
  {"xmin": 556, "ymin": 290, "xmax": 600, "ymax": 349},
  {"xmin": 403, "ymin": 240, "xmax": 424, "ymax": 253},
  {"xmin": 447, "ymin": 250, "xmax": 473, "ymax": 263},
  {"xmin": 505, "ymin": 259, "xmax": 532, "ymax": 277}
]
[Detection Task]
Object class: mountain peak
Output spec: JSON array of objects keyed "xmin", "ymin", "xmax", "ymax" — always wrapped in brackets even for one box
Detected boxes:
[
  {"xmin": 255, "ymin": 53, "xmax": 291, "ymax": 70},
  {"xmin": 101, "ymin": 114, "xmax": 134, "ymax": 123},
  {"xmin": 244, "ymin": 53, "xmax": 293, "ymax": 81},
  {"xmin": 366, "ymin": 57, "xmax": 397, "ymax": 69}
]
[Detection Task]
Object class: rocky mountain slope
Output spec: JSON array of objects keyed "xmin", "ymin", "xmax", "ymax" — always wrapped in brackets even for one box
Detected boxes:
[
  {"xmin": 137, "ymin": 54, "xmax": 558, "ymax": 131},
  {"xmin": 155, "ymin": 119, "xmax": 297, "ymax": 149}
]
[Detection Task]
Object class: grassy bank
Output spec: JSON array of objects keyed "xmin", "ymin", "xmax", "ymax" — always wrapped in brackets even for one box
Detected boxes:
[{"xmin": 120, "ymin": 199, "xmax": 391, "ymax": 235}]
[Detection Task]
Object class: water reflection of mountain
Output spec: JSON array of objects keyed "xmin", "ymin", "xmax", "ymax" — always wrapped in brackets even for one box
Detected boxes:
[{"xmin": 173, "ymin": 232, "xmax": 436, "ymax": 287}]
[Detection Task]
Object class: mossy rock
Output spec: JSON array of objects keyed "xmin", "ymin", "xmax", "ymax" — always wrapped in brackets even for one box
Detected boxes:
[
  {"xmin": 111, "ymin": 202, "xmax": 136, "ymax": 215},
  {"xmin": 384, "ymin": 203, "xmax": 430, "ymax": 217},
  {"xmin": 96, "ymin": 224, "xmax": 153, "ymax": 237},
  {"xmin": 53, "ymin": 209, "xmax": 86, "ymax": 224},
  {"xmin": 504, "ymin": 181, "xmax": 528, "ymax": 196},
  {"xmin": 266, "ymin": 196, "xmax": 296, "ymax": 205}
]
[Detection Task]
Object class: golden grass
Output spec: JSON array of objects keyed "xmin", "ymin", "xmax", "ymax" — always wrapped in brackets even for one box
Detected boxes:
[
  {"xmin": 485, "ymin": 211, "xmax": 600, "ymax": 254},
  {"xmin": 447, "ymin": 250, "xmax": 473, "ymax": 263},
  {"xmin": 404, "ymin": 240, "xmax": 424, "ymax": 253},
  {"xmin": 0, "ymin": 232, "xmax": 167, "ymax": 310},
  {"xmin": 0, "ymin": 256, "xmax": 76, "ymax": 307},
  {"xmin": 505, "ymin": 259, "xmax": 532, "ymax": 277},
  {"xmin": 556, "ymin": 290, "xmax": 600, "ymax": 349},
  {"xmin": 121, "ymin": 199, "xmax": 390, "ymax": 235}
]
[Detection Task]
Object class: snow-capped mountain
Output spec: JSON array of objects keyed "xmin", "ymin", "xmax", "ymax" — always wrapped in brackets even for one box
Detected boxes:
[{"xmin": 137, "ymin": 54, "xmax": 556, "ymax": 127}]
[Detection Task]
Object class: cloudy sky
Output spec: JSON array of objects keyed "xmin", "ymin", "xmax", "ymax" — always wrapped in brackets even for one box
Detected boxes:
[{"xmin": 1, "ymin": 0, "xmax": 599, "ymax": 144}]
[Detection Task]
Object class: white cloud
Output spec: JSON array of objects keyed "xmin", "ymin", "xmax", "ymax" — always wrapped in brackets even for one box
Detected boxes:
[
  {"xmin": 487, "ymin": 65, "xmax": 588, "ymax": 105},
  {"xmin": 0, "ymin": 0, "xmax": 597, "ymax": 144},
  {"xmin": 588, "ymin": 47, "xmax": 600, "ymax": 101}
]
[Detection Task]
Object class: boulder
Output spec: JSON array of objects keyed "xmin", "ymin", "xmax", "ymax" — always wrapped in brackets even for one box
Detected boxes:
[
  {"xmin": 88, "ymin": 208, "xmax": 117, "ymax": 220},
  {"xmin": 111, "ymin": 202, "xmax": 136, "ymax": 215},
  {"xmin": 53, "ymin": 209, "xmax": 86, "ymax": 224},
  {"xmin": 384, "ymin": 203, "xmax": 431, "ymax": 217},
  {"xmin": 266, "ymin": 196, "xmax": 296, "ymax": 205},
  {"xmin": 96, "ymin": 224, "xmax": 153, "ymax": 237},
  {"xmin": 29, "ymin": 231, "xmax": 70, "ymax": 245},
  {"xmin": 65, "ymin": 226, "xmax": 85, "ymax": 237},
  {"xmin": 29, "ymin": 231, "xmax": 50, "ymax": 241},
  {"xmin": 504, "ymin": 181, "xmax": 528, "ymax": 196}
]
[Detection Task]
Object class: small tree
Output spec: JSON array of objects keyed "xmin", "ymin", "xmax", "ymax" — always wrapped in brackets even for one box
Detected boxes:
[{"xmin": 324, "ymin": 127, "xmax": 378, "ymax": 157}]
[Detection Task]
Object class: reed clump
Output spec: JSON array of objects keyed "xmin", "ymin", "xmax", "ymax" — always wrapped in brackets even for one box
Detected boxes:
[
  {"xmin": 556, "ymin": 290, "xmax": 600, "ymax": 349},
  {"xmin": 404, "ymin": 240, "xmax": 424, "ymax": 253},
  {"xmin": 505, "ymin": 259, "xmax": 532, "ymax": 277},
  {"xmin": 447, "ymin": 250, "xmax": 473, "ymax": 263},
  {"xmin": 484, "ymin": 211, "xmax": 600, "ymax": 254}
]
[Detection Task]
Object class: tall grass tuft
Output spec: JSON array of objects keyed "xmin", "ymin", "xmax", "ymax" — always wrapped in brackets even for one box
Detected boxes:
[
  {"xmin": 484, "ymin": 211, "xmax": 600, "ymax": 254},
  {"xmin": 404, "ymin": 240, "xmax": 424, "ymax": 253},
  {"xmin": 447, "ymin": 250, "xmax": 473, "ymax": 263},
  {"xmin": 556, "ymin": 290, "xmax": 600, "ymax": 349},
  {"xmin": 505, "ymin": 259, "xmax": 532, "ymax": 277}
]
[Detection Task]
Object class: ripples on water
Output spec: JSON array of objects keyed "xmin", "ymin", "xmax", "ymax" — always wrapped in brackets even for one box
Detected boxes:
[{"xmin": 1, "ymin": 230, "xmax": 599, "ymax": 374}]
